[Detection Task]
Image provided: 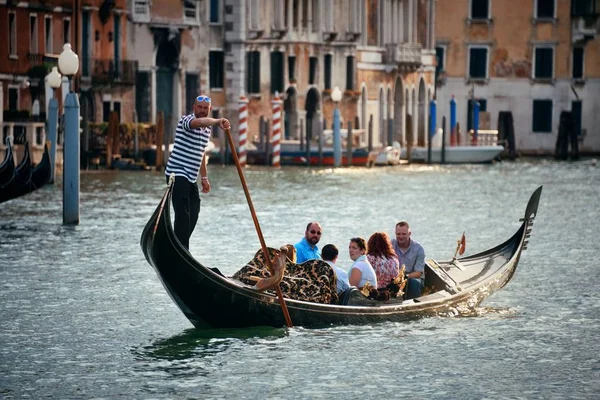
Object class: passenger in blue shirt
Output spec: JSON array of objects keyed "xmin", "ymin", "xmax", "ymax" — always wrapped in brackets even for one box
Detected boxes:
[
  {"xmin": 321, "ymin": 243, "xmax": 350, "ymax": 294},
  {"xmin": 294, "ymin": 222, "xmax": 322, "ymax": 263}
]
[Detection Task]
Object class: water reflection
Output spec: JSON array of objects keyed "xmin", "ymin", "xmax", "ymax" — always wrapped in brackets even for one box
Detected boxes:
[{"xmin": 135, "ymin": 326, "xmax": 287, "ymax": 362}]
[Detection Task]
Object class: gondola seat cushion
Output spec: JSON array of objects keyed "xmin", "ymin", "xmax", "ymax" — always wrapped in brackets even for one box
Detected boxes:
[{"xmin": 232, "ymin": 247, "xmax": 339, "ymax": 304}]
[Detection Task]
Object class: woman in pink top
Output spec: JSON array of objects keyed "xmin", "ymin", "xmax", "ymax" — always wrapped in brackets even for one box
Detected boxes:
[{"xmin": 366, "ymin": 232, "xmax": 400, "ymax": 289}]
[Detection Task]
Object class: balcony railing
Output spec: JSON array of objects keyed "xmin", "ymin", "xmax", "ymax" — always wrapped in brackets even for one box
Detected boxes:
[
  {"xmin": 91, "ymin": 59, "xmax": 138, "ymax": 85},
  {"xmin": 385, "ymin": 43, "xmax": 422, "ymax": 65}
]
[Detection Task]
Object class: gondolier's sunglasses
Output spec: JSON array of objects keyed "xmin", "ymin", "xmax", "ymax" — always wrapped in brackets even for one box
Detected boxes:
[
  {"xmin": 196, "ymin": 95, "xmax": 211, "ymax": 103},
  {"xmin": 310, "ymin": 230, "xmax": 322, "ymax": 235}
]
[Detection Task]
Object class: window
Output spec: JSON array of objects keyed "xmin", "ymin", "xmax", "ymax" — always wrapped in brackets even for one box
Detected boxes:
[
  {"xmin": 435, "ymin": 46, "xmax": 445, "ymax": 74},
  {"xmin": 103, "ymin": 101, "xmax": 111, "ymax": 122},
  {"xmin": 45, "ymin": 16, "xmax": 53, "ymax": 54},
  {"xmin": 572, "ymin": 47, "xmax": 584, "ymax": 79},
  {"xmin": 309, "ymin": 56, "xmax": 318, "ymax": 85},
  {"xmin": 63, "ymin": 18, "xmax": 71, "ymax": 45},
  {"xmin": 346, "ymin": 55, "xmax": 355, "ymax": 91},
  {"xmin": 536, "ymin": 0, "xmax": 555, "ymax": 18},
  {"xmin": 324, "ymin": 54, "xmax": 332, "ymax": 90},
  {"xmin": 209, "ymin": 51, "xmax": 224, "ymax": 89},
  {"xmin": 273, "ymin": 0, "xmax": 286, "ymax": 31},
  {"xmin": 534, "ymin": 47, "xmax": 553, "ymax": 79},
  {"xmin": 113, "ymin": 102, "xmax": 121, "ymax": 121},
  {"xmin": 184, "ymin": 0, "xmax": 198, "ymax": 22},
  {"xmin": 288, "ymin": 55, "xmax": 296, "ymax": 81},
  {"xmin": 185, "ymin": 73, "xmax": 199, "ymax": 111},
  {"xmin": 8, "ymin": 86, "xmax": 19, "ymax": 110},
  {"xmin": 271, "ymin": 51, "xmax": 284, "ymax": 94},
  {"xmin": 30, "ymin": 15, "xmax": 39, "ymax": 54},
  {"xmin": 103, "ymin": 101, "xmax": 122, "ymax": 122},
  {"xmin": 532, "ymin": 100, "xmax": 553, "ymax": 133},
  {"xmin": 246, "ymin": 51, "xmax": 261, "ymax": 94},
  {"xmin": 114, "ymin": 14, "xmax": 121, "ymax": 74},
  {"xmin": 82, "ymin": 11, "xmax": 91, "ymax": 77},
  {"xmin": 9, "ymin": 12, "xmax": 17, "ymax": 57},
  {"xmin": 572, "ymin": 0, "xmax": 596, "ymax": 16},
  {"xmin": 248, "ymin": 0, "xmax": 261, "ymax": 30},
  {"xmin": 469, "ymin": 47, "xmax": 488, "ymax": 79},
  {"xmin": 470, "ymin": 0, "xmax": 489, "ymax": 19},
  {"xmin": 135, "ymin": 71, "xmax": 151, "ymax": 123},
  {"xmin": 210, "ymin": 0, "xmax": 221, "ymax": 23},
  {"xmin": 311, "ymin": 0, "xmax": 320, "ymax": 32}
]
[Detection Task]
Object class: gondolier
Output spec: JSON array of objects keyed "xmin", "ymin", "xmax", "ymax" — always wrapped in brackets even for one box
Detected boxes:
[{"xmin": 165, "ymin": 95, "xmax": 230, "ymax": 249}]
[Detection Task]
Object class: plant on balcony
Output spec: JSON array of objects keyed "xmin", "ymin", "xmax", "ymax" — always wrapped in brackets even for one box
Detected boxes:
[
  {"xmin": 3, "ymin": 110, "xmax": 31, "ymax": 122},
  {"xmin": 27, "ymin": 64, "xmax": 51, "ymax": 80}
]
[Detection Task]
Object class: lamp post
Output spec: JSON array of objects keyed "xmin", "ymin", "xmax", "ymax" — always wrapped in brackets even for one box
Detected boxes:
[
  {"xmin": 58, "ymin": 43, "xmax": 80, "ymax": 225},
  {"xmin": 331, "ymin": 86, "xmax": 342, "ymax": 167},
  {"xmin": 45, "ymin": 67, "xmax": 62, "ymax": 184}
]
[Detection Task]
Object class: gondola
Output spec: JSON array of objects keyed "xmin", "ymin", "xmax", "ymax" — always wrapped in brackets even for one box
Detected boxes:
[
  {"xmin": 140, "ymin": 183, "xmax": 542, "ymax": 329},
  {"xmin": 0, "ymin": 141, "xmax": 51, "ymax": 204},
  {"xmin": 0, "ymin": 136, "xmax": 16, "ymax": 188}
]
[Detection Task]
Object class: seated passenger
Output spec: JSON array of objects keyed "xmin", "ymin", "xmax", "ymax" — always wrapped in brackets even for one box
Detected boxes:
[
  {"xmin": 294, "ymin": 221, "xmax": 322, "ymax": 263},
  {"xmin": 391, "ymin": 221, "xmax": 425, "ymax": 299},
  {"xmin": 321, "ymin": 243, "xmax": 350, "ymax": 294},
  {"xmin": 347, "ymin": 237, "xmax": 377, "ymax": 289},
  {"xmin": 366, "ymin": 232, "xmax": 400, "ymax": 289}
]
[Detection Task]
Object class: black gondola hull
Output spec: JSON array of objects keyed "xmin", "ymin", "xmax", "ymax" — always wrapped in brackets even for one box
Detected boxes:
[
  {"xmin": 0, "ymin": 142, "xmax": 51, "ymax": 204},
  {"xmin": 141, "ymin": 184, "xmax": 541, "ymax": 329}
]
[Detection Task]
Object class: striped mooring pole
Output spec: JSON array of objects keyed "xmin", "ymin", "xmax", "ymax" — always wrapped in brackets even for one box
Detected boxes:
[
  {"xmin": 238, "ymin": 94, "xmax": 249, "ymax": 167},
  {"xmin": 271, "ymin": 92, "xmax": 282, "ymax": 167}
]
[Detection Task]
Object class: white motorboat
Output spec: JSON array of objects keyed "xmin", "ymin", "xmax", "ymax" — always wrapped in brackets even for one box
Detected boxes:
[{"xmin": 400, "ymin": 144, "xmax": 504, "ymax": 164}]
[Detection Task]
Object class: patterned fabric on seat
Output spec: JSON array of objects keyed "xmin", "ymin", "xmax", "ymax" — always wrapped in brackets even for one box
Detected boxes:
[{"xmin": 232, "ymin": 247, "xmax": 339, "ymax": 304}]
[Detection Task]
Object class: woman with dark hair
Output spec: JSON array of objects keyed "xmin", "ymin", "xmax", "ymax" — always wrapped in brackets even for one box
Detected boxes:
[
  {"xmin": 348, "ymin": 237, "xmax": 377, "ymax": 289},
  {"xmin": 367, "ymin": 232, "xmax": 400, "ymax": 289}
]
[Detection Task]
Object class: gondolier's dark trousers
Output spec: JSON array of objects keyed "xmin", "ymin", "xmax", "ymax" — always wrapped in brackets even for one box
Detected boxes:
[{"xmin": 169, "ymin": 176, "xmax": 200, "ymax": 250}]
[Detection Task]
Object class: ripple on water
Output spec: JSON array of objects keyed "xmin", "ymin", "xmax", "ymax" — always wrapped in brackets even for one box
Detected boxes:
[{"xmin": 1, "ymin": 163, "xmax": 599, "ymax": 398}]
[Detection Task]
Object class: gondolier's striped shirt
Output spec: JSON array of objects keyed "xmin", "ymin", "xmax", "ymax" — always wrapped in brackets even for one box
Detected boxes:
[{"xmin": 165, "ymin": 114, "xmax": 211, "ymax": 183}]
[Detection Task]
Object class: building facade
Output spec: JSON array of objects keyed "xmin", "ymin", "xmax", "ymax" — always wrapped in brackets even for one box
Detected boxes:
[
  {"xmin": 435, "ymin": 0, "xmax": 600, "ymax": 154},
  {"xmin": 0, "ymin": 0, "xmax": 137, "ymax": 123},
  {"xmin": 222, "ymin": 0, "xmax": 437, "ymax": 150}
]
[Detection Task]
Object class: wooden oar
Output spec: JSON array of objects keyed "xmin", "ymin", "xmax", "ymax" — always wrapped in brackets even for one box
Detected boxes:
[{"xmin": 224, "ymin": 128, "xmax": 293, "ymax": 328}]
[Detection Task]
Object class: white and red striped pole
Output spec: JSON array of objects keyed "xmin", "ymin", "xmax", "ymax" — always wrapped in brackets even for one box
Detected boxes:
[
  {"xmin": 271, "ymin": 92, "xmax": 282, "ymax": 167},
  {"xmin": 238, "ymin": 94, "xmax": 249, "ymax": 167}
]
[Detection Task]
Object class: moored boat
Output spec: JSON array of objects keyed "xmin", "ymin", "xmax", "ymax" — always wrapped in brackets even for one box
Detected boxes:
[
  {"xmin": 0, "ymin": 137, "xmax": 16, "ymax": 188},
  {"xmin": 141, "ymin": 182, "xmax": 542, "ymax": 329},
  {"xmin": 400, "ymin": 145, "xmax": 505, "ymax": 164},
  {"xmin": 0, "ymin": 142, "xmax": 51, "ymax": 204}
]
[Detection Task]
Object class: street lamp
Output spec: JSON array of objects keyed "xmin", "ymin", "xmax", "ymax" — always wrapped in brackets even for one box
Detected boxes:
[
  {"xmin": 45, "ymin": 66, "xmax": 62, "ymax": 184},
  {"xmin": 58, "ymin": 43, "xmax": 80, "ymax": 225},
  {"xmin": 331, "ymin": 86, "xmax": 342, "ymax": 167}
]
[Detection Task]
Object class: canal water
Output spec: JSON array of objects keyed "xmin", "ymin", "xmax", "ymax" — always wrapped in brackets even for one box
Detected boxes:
[{"xmin": 1, "ymin": 159, "xmax": 599, "ymax": 399}]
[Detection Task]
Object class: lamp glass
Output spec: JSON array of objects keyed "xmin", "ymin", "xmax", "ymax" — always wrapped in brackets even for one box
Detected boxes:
[
  {"xmin": 58, "ymin": 43, "xmax": 80, "ymax": 76},
  {"xmin": 331, "ymin": 86, "xmax": 342, "ymax": 102},
  {"xmin": 46, "ymin": 66, "xmax": 62, "ymax": 89}
]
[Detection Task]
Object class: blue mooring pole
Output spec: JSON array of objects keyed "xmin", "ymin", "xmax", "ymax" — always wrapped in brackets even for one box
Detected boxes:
[
  {"xmin": 450, "ymin": 96, "xmax": 457, "ymax": 145},
  {"xmin": 63, "ymin": 91, "xmax": 80, "ymax": 225},
  {"xmin": 428, "ymin": 99, "xmax": 436, "ymax": 164},
  {"xmin": 47, "ymin": 97, "xmax": 59, "ymax": 184},
  {"xmin": 473, "ymin": 100, "xmax": 480, "ymax": 144},
  {"xmin": 333, "ymin": 105, "xmax": 341, "ymax": 167}
]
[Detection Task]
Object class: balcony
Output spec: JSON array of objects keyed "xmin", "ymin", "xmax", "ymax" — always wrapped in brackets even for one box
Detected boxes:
[
  {"xmin": 89, "ymin": 59, "xmax": 138, "ymax": 86},
  {"xmin": 572, "ymin": 14, "xmax": 599, "ymax": 43},
  {"xmin": 27, "ymin": 53, "xmax": 59, "ymax": 66},
  {"xmin": 385, "ymin": 43, "xmax": 422, "ymax": 66}
]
